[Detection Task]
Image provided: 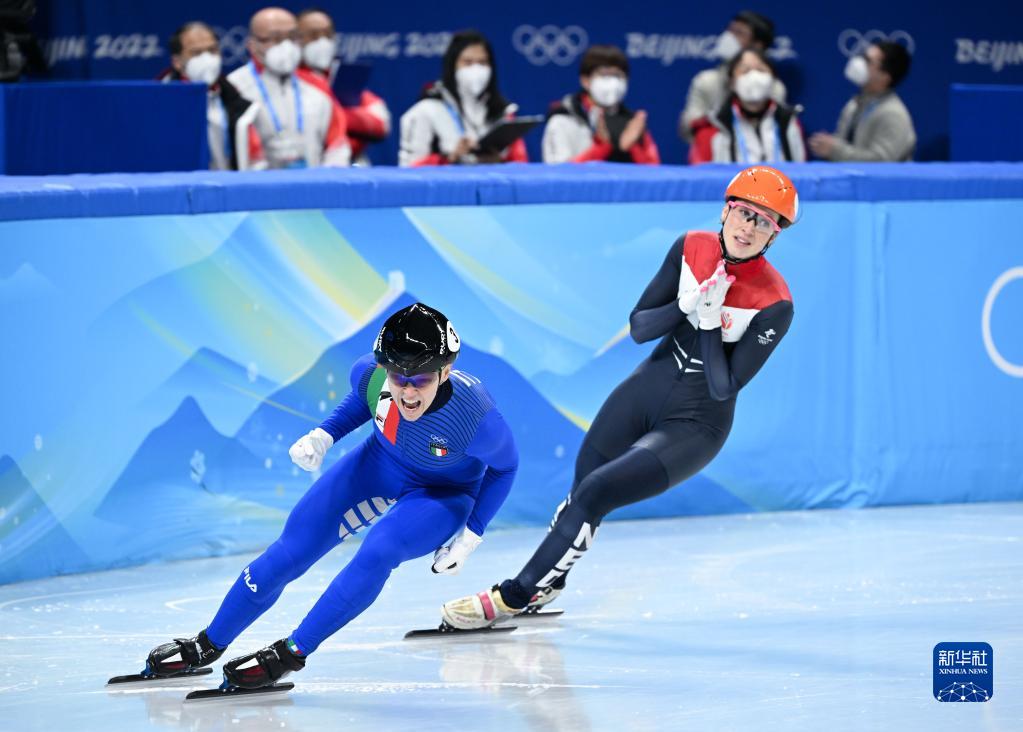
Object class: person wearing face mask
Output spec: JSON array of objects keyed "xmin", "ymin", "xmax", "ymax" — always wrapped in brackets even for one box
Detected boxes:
[
  {"xmin": 689, "ymin": 48, "xmax": 805, "ymax": 164},
  {"xmin": 158, "ymin": 22, "xmax": 258, "ymax": 170},
  {"xmin": 399, "ymin": 29, "xmax": 527, "ymax": 166},
  {"xmin": 542, "ymin": 44, "xmax": 660, "ymax": 164},
  {"xmin": 808, "ymin": 41, "xmax": 916, "ymax": 162},
  {"xmin": 137, "ymin": 302, "xmax": 519, "ymax": 692},
  {"xmin": 226, "ymin": 6, "xmax": 350, "ymax": 169},
  {"xmin": 679, "ymin": 10, "xmax": 787, "ymax": 144},
  {"xmin": 440, "ymin": 168, "xmax": 799, "ymax": 632},
  {"xmin": 297, "ymin": 7, "xmax": 390, "ymax": 166}
]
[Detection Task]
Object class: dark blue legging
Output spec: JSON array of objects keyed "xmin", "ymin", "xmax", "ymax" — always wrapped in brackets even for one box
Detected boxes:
[
  {"xmin": 205, "ymin": 439, "xmax": 473, "ymax": 654},
  {"xmin": 500, "ymin": 357, "xmax": 730, "ymax": 608}
]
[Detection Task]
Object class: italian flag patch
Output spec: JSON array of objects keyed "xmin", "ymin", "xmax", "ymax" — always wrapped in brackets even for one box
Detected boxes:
[
  {"xmin": 367, "ymin": 366, "xmax": 399, "ymax": 445},
  {"xmin": 430, "ymin": 443, "xmax": 448, "ymax": 457}
]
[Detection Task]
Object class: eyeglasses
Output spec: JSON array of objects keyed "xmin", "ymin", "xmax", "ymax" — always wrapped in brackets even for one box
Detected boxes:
[
  {"xmin": 253, "ymin": 31, "xmax": 300, "ymax": 44},
  {"xmin": 387, "ymin": 372, "xmax": 437, "ymax": 389},
  {"xmin": 727, "ymin": 200, "xmax": 781, "ymax": 236}
]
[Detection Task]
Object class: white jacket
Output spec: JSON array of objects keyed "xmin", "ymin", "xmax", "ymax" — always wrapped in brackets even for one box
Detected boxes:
[
  {"xmin": 680, "ymin": 63, "xmax": 787, "ymax": 142},
  {"xmin": 707, "ymin": 103, "xmax": 806, "ymax": 163},
  {"xmin": 542, "ymin": 97, "xmax": 599, "ymax": 163},
  {"xmin": 227, "ymin": 61, "xmax": 350, "ymax": 169},
  {"xmin": 399, "ymin": 82, "xmax": 516, "ymax": 166}
]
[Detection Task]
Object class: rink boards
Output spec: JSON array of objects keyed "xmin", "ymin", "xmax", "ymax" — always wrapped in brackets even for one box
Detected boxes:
[{"xmin": 0, "ymin": 163, "xmax": 1020, "ymax": 583}]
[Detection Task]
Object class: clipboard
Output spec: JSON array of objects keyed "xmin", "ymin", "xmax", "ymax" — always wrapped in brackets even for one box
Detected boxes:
[
  {"xmin": 331, "ymin": 63, "xmax": 372, "ymax": 107},
  {"xmin": 474, "ymin": 115, "xmax": 544, "ymax": 153}
]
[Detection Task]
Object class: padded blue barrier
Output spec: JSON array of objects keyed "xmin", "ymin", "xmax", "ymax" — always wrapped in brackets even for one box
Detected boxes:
[
  {"xmin": 0, "ymin": 164, "xmax": 1021, "ymax": 583},
  {"xmin": 2, "ymin": 162, "xmax": 1023, "ymax": 220},
  {"xmin": 950, "ymin": 84, "xmax": 1023, "ymax": 162},
  {"xmin": 0, "ymin": 82, "xmax": 208, "ymax": 175}
]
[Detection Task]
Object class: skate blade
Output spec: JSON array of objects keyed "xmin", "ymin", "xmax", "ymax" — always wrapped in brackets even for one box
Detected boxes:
[
  {"xmin": 107, "ymin": 667, "xmax": 213, "ymax": 684},
  {"xmin": 404, "ymin": 622, "xmax": 517, "ymax": 640},
  {"xmin": 185, "ymin": 681, "xmax": 294, "ymax": 701},
  {"xmin": 517, "ymin": 607, "xmax": 564, "ymax": 618}
]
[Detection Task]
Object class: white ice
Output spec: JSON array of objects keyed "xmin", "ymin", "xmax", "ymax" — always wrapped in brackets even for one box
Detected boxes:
[{"xmin": 1, "ymin": 503, "xmax": 1020, "ymax": 731}]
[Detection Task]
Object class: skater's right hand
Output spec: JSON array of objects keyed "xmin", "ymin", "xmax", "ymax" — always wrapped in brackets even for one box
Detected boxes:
[
  {"xmin": 288, "ymin": 428, "xmax": 334, "ymax": 472},
  {"xmin": 432, "ymin": 527, "xmax": 483, "ymax": 575},
  {"xmin": 678, "ymin": 257, "xmax": 702, "ymax": 314}
]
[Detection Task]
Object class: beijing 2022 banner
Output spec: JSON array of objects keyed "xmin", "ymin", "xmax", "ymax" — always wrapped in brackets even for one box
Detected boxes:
[{"xmin": 30, "ymin": 1, "xmax": 1023, "ymax": 164}]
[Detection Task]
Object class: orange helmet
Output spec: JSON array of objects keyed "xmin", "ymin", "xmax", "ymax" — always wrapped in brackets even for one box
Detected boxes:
[{"xmin": 724, "ymin": 166, "xmax": 799, "ymax": 225}]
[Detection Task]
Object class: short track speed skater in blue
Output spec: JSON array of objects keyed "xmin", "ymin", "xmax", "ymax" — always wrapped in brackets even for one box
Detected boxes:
[{"xmin": 110, "ymin": 302, "xmax": 519, "ymax": 696}]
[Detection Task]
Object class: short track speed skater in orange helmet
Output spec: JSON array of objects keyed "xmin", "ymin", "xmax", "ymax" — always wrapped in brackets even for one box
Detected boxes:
[{"xmin": 719, "ymin": 165, "xmax": 799, "ymax": 263}]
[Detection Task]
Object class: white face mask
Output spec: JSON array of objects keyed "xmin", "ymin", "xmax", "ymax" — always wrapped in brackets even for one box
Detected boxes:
[
  {"xmin": 844, "ymin": 55, "xmax": 870, "ymax": 87},
  {"xmin": 184, "ymin": 51, "xmax": 221, "ymax": 86},
  {"xmin": 455, "ymin": 64, "xmax": 491, "ymax": 99},
  {"xmin": 734, "ymin": 69, "xmax": 773, "ymax": 104},
  {"xmin": 302, "ymin": 36, "xmax": 336, "ymax": 71},
  {"xmin": 713, "ymin": 31, "xmax": 742, "ymax": 61},
  {"xmin": 264, "ymin": 39, "xmax": 301, "ymax": 76},
  {"xmin": 589, "ymin": 75, "xmax": 628, "ymax": 108}
]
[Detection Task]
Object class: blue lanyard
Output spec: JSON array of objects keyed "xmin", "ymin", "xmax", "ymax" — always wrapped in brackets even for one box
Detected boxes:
[
  {"xmin": 216, "ymin": 94, "xmax": 232, "ymax": 162},
  {"xmin": 443, "ymin": 101, "xmax": 465, "ymax": 136},
  {"xmin": 847, "ymin": 98, "xmax": 881, "ymax": 140},
  {"xmin": 858, "ymin": 99, "xmax": 881, "ymax": 122},
  {"xmin": 249, "ymin": 62, "xmax": 303, "ymax": 133},
  {"xmin": 733, "ymin": 105, "xmax": 781, "ymax": 163}
]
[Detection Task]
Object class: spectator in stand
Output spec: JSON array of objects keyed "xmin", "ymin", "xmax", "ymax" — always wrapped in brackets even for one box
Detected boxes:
[
  {"xmin": 226, "ymin": 6, "xmax": 349, "ymax": 169},
  {"xmin": 689, "ymin": 47, "xmax": 804, "ymax": 164},
  {"xmin": 158, "ymin": 21, "xmax": 258, "ymax": 170},
  {"xmin": 808, "ymin": 41, "xmax": 916, "ymax": 161},
  {"xmin": 399, "ymin": 29, "xmax": 527, "ymax": 166},
  {"xmin": 297, "ymin": 7, "xmax": 391, "ymax": 166},
  {"xmin": 542, "ymin": 44, "xmax": 659, "ymax": 165},
  {"xmin": 679, "ymin": 10, "xmax": 786, "ymax": 143},
  {"xmin": 0, "ymin": 0, "xmax": 46, "ymax": 82}
]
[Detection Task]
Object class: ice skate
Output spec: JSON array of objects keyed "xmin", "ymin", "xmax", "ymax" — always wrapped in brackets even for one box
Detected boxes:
[
  {"xmin": 441, "ymin": 585, "xmax": 520, "ymax": 630},
  {"xmin": 146, "ymin": 629, "xmax": 224, "ymax": 677},
  {"xmin": 518, "ymin": 584, "xmax": 564, "ymax": 617},
  {"xmin": 221, "ymin": 638, "xmax": 305, "ymax": 690},
  {"xmin": 109, "ymin": 629, "xmax": 224, "ymax": 685},
  {"xmin": 186, "ymin": 638, "xmax": 305, "ymax": 701}
]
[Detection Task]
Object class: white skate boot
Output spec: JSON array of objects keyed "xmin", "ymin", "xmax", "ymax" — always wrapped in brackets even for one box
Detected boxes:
[{"xmin": 441, "ymin": 585, "xmax": 519, "ymax": 630}]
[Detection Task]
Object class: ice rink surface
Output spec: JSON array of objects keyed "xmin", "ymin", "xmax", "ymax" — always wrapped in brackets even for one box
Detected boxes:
[{"xmin": 1, "ymin": 502, "xmax": 1020, "ymax": 731}]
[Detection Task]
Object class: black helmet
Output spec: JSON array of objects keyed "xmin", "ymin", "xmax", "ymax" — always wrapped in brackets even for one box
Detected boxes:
[{"xmin": 374, "ymin": 303, "xmax": 461, "ymax": 376}]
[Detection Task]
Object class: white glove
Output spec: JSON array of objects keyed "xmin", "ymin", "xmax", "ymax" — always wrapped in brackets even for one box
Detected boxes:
[
  {"xmin": 697, "ymin": 262, "xmax": 735, "ymax": 330},
  {"xmin": 288, "ymin": 427, "xmax": 334, "ymax": 472},
  {"xmin": 432, "ymin": 527, "xmax": 483, "ymax": 575},
  {"xmin": 678, "ymin": 258, "xmax": 701, "ymax": 314}
]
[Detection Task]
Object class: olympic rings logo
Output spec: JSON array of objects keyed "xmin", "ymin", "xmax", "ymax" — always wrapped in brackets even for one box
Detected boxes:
[
  {"xmin": 212, "ymin": 24, "xmax": 249, "ymax": 66},
  {"xmin": 837, "ymin": 29, "xmax": 915, "ymax": 57},
  {"xmin": 512, "ymin": 25, "xmax": 588, "ymax": 66},
  {"xmin": 982, "ymin": 267, "xmax": 1023, "ymax": 377}
]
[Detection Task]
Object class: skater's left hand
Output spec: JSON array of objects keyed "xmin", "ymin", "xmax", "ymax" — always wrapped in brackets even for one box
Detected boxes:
[
  {"xmin": 697, "ymin": 261, "xmax": 735, "ymax": 330},
  {"xmin": 432, "ymin": 527, "xmax": 483, "ymax": 575}
]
